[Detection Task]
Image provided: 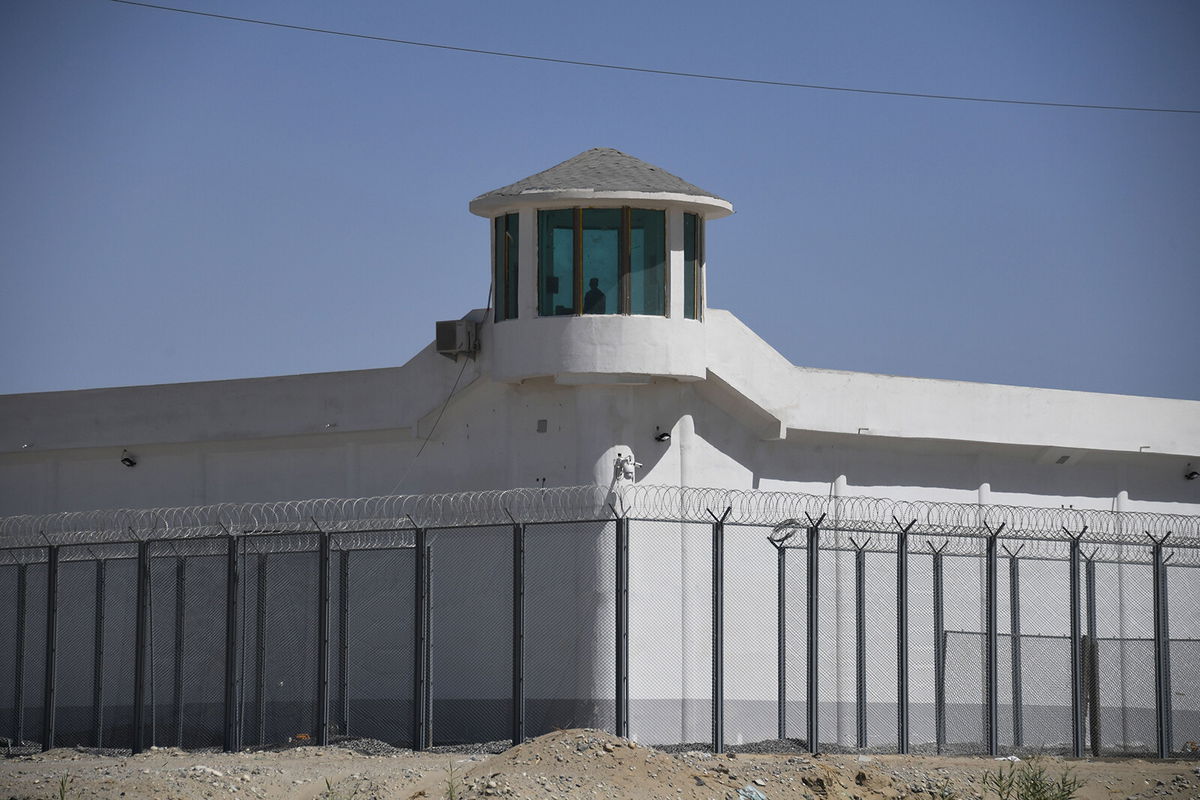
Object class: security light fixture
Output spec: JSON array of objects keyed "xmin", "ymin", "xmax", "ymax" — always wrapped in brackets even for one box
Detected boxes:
[
  {"xmin": 121, "ymin": 449, "xmax": 137, "ymax": 468},
  {"xmin": 1186, "ymin": 464, "xmax": 1199, "ymax": 481},
  {"xmin": 654, "ymin": 428, "xmax": 670, "ymax": 442}
]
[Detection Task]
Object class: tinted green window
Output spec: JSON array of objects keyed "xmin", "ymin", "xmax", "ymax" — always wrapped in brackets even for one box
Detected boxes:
[
  {"xmin": 629, "ymin": 209, "xmax": 665, "ymax": 316},
  {"xmin": 505, "ymin": 213, "xmax": 519, "ymax": 317},
  {"xmin": 537, "ymin": 206, "xmax": 671, "ymax": 318},
  {"xmin": 538, "ymin": 209, "xmax": 575, "ymax": 316},
  {"xmin": 683, "ymin": 213, "xmax": 700, "ymax": 320},
  {"xmin": 493, "ymin": 214, "xmax": 519, "ymax": 322},
  {"xmin": 581, "ymin": 209, "xmax": 620, "ymax": 315}
]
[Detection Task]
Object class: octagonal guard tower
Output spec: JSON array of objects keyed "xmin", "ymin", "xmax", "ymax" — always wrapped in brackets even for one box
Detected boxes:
[{"xmin": 469, "ymin": 148, "xmax": 732, "ymax": 386}]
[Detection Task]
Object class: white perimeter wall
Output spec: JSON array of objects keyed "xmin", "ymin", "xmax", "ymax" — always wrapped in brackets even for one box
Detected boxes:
[{"xmin": 3, "ymin": 308, "xmax": 1198, "ymax": 747}]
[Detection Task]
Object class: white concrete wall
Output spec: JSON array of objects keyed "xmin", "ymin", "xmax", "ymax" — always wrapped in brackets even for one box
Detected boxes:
[
  {"xmin": 705, "ymin": 310, "xmax": 1200, "ymax": 458},
  {"xmin": 488, "ymin": 314, "xmax": 708, "ymax": 384},
  {"xmin": 2, "ymin": 304, "xmax": 1197, "ymax": 516},
  {"xmin": 3, "ymin": 306, "xmax": 1197, "ymax": 748}
]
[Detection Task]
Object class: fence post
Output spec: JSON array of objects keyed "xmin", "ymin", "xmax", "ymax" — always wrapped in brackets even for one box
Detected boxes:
[
  {"xmin": 1150, "ymin": 534, "xmax": 1173, "ymax": 759},
  {"xmin": 1006, "ymin": 546, "xmax": 1024, "ymax": 750},
  {"xmin": 931, "ymin": 543, "xmax": 946, "ymax": 754},
  {"xmin": 14, "ymin": 562, "xmax": 28, "ymax": 746},
  {"xmin": 426, "ymin": 546, "xmax": 433, "ymax": 745},
  {"xmin": 513, "ymin": 522, "xmax": 527, "ymax": 745},
  {"xmin": 316, "ymin": 530, "xmax": 331, "ymax": 746},
  {"xmin": 614, "ymin": 518, "xmax": 628, "ymax": 741},
  {"xmin": 413, "ymin": 527, "xmax": 430, "ymax": 750},
  {"xmin": 853, "ymin": 539, "xmax": 867, "ymax": 750},
  {"xmin": 92, "ymin": 560, "xmax": 107, "ymax": 748},
  {"xmin": 131, "ymin": 540, "xmax": 150, "ymax": 755},
  {"xmin": 777, "ymin": 544, "xmax": 787, "ymax": 741},
  {"xmin": 255, "ymin": 554, "xmax": 268, "ymax": 745},
  {"xmin": 710, "ymin": 509, "xmax": 730, "ymax": 754},
  {"xmin": 1067, "ymin": 528, "xmax": 1085, "ymax": 758},
  {"xmin": 895, "ymin": 518, "xmax": 914, "ymax": 755},
  {"xmin": 1084, "ymin": 554, "xmax": 1100, "ymax": 756},
  {"xmin": 222, "ymin": 534, "xmax": 241, "ymax": 753},
  {"xmin": 173, "ymin": 556, "xmax": 186, "ymax": 748},
  {"xmin": 983, "ymin": 523, "xmax": 1000, "ymax": 756},
  {"xmin": 41, "ymin": 545, "xmax": 60, "ymax": 753},
  {"xmin": 805, "ymin": 514, "xmax": 824, "ymax": 754},
  {"xmin": 338, "ymin": 550, "xmax": 350, "ymax": 738}
]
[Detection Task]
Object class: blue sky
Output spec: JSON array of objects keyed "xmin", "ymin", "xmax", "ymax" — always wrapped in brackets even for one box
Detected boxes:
[{"xmin": 2, "ymin": 1, "xmax": 1198, "ymax": 399}]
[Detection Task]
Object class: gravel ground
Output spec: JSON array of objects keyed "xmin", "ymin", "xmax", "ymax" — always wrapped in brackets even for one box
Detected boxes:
[{"xmin": 3, "ymin": 728, "xmax": 1198, "ymax": 799}]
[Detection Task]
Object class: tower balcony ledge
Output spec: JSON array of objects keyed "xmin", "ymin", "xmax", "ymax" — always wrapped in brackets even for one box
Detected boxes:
[{"xmin": 486, "ymin": 314, "xmax": 707, "ymax": 385}]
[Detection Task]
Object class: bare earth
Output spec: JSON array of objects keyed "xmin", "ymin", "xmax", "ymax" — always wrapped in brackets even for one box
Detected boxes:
[{"xmin": 3, "ymin": 729, "xmax": 1198, "ymax": 800}]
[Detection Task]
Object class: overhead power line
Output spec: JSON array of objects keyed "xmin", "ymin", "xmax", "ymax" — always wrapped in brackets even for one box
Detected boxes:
[{"xmin": 111, "ymin": 0, "xmax": 1199, "ymax": 115}]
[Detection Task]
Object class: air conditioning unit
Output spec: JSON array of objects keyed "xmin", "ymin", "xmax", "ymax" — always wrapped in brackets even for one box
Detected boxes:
[{"xmin": 435, "ymin": 319, "xmax": 480, "ymax": 360}]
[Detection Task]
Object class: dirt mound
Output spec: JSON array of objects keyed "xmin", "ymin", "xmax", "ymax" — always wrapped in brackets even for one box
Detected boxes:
[
  {"xmin": 3, "ymin": 729, "xmax": 1198, "ymax": 799},
  {"xmin": 449, "ymin": 728, "xmax": 901, "ymax": 799}
]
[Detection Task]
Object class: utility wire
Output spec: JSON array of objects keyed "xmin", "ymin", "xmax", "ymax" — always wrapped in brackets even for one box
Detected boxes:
[
  {"xmin": 388, "ymin": 355, "xmax": 471, "ymax": 497},
  {"xmin": 386, "ymin": 274, "xmax": 492, "ymax": 497},
  {"xmin": 111, "ymin": 0, "xmax": 1199, "ymax": 115}
]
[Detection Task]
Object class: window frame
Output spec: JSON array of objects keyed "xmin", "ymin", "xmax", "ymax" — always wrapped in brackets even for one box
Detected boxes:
[
  {"xmin": 492, "ymin": 212, "xmax": 519, "ymax": 322},
  {"xmin": 683, "ymin": 212, "xmax": 704, "ymax": 321},
  {"xmin": 537, "ymin": 206, "xmax": 668, "ymax": 318}
]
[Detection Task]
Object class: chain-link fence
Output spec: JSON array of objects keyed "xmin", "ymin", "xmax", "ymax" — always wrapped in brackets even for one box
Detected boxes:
[{"xmin": 1, "ymin": 486, "xmax": 1198, "ymax": 758}]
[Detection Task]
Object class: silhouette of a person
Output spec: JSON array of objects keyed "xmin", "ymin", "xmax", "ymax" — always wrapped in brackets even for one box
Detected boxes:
[{"xmin": 583, "ymin": 278, "xmax": 606, "ymax": 314}]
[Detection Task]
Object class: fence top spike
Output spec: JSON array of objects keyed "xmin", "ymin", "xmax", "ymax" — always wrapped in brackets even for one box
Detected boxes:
[
  {"xmin": 768, "ymin": 523, "xmax": 797, "ymax": 546},
  {"xmin": 849, "ymin": 536, "xmax": 873, "ymax": 551},
  {"xmin": 1145, "ymin": 530, "xmax": 1173, "ymax": 546},
  {"xmin": 707, "ymin": 506, "xmax": 733, "ymax": 524},
  {"xmin": 1001, "ymin": 543, "xmax": 1025, "ymax": 558},
  {"xmin": 1062, "ymin": 526, "xmax": 1084, "ymax": 542}
]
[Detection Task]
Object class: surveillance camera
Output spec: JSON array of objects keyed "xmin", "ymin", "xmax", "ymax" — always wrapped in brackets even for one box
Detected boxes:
[
  {"xmin": 615, "ymin": 452, "xmax": 642, "ymax": 481},
  {"xmin": 121, "ymin": 449, "xmax": 137, "ymax": 468}
]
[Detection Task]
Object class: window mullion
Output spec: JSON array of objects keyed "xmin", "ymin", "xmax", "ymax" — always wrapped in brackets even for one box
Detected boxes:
[
  {"xmin": 662, "ymin": 212, "xmax": 670, "ymax": 319},
  {"xmin": 696, "ymin": 219, "xmax": 700, "ymax": 321},
  {"xmin": 573, "ymin": 208, "xmax": 583, "ymax": 315},
  {"xmin": 620, "ymin": 207, "xmax": 631, "ymax": 315},
  {"xmin": 505, "ymin": 213, "xmax": 517, "ymax": 320},
  {"xmin": 502, "ymin": 216, "xmax": 509, "ymax": 320}
]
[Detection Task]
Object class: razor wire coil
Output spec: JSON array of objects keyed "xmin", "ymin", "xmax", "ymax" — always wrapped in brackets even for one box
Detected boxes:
[{"xmin": 0, "ymin": 483, "xmax": 1196, "ymax": 554}]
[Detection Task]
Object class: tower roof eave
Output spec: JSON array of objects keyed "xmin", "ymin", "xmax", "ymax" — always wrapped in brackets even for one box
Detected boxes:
[{"xmin": 469, "ymin": 189, "xmax": 733, "ymax": 218}]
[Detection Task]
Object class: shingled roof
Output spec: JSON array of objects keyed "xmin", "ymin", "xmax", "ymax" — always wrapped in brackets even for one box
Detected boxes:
[{"xmin": 473, "ymin": 148, "xmax": 727, "ymax": 202}]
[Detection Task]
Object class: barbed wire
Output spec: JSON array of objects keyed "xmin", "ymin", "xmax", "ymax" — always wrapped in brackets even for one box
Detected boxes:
[
  {"xmin": 0, "ymin": 483, "xmax": 1196, "ymax": 552},
  {"xmin": 622, "ymin": 485, "xmax": 1198, "ymax": 545}
]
